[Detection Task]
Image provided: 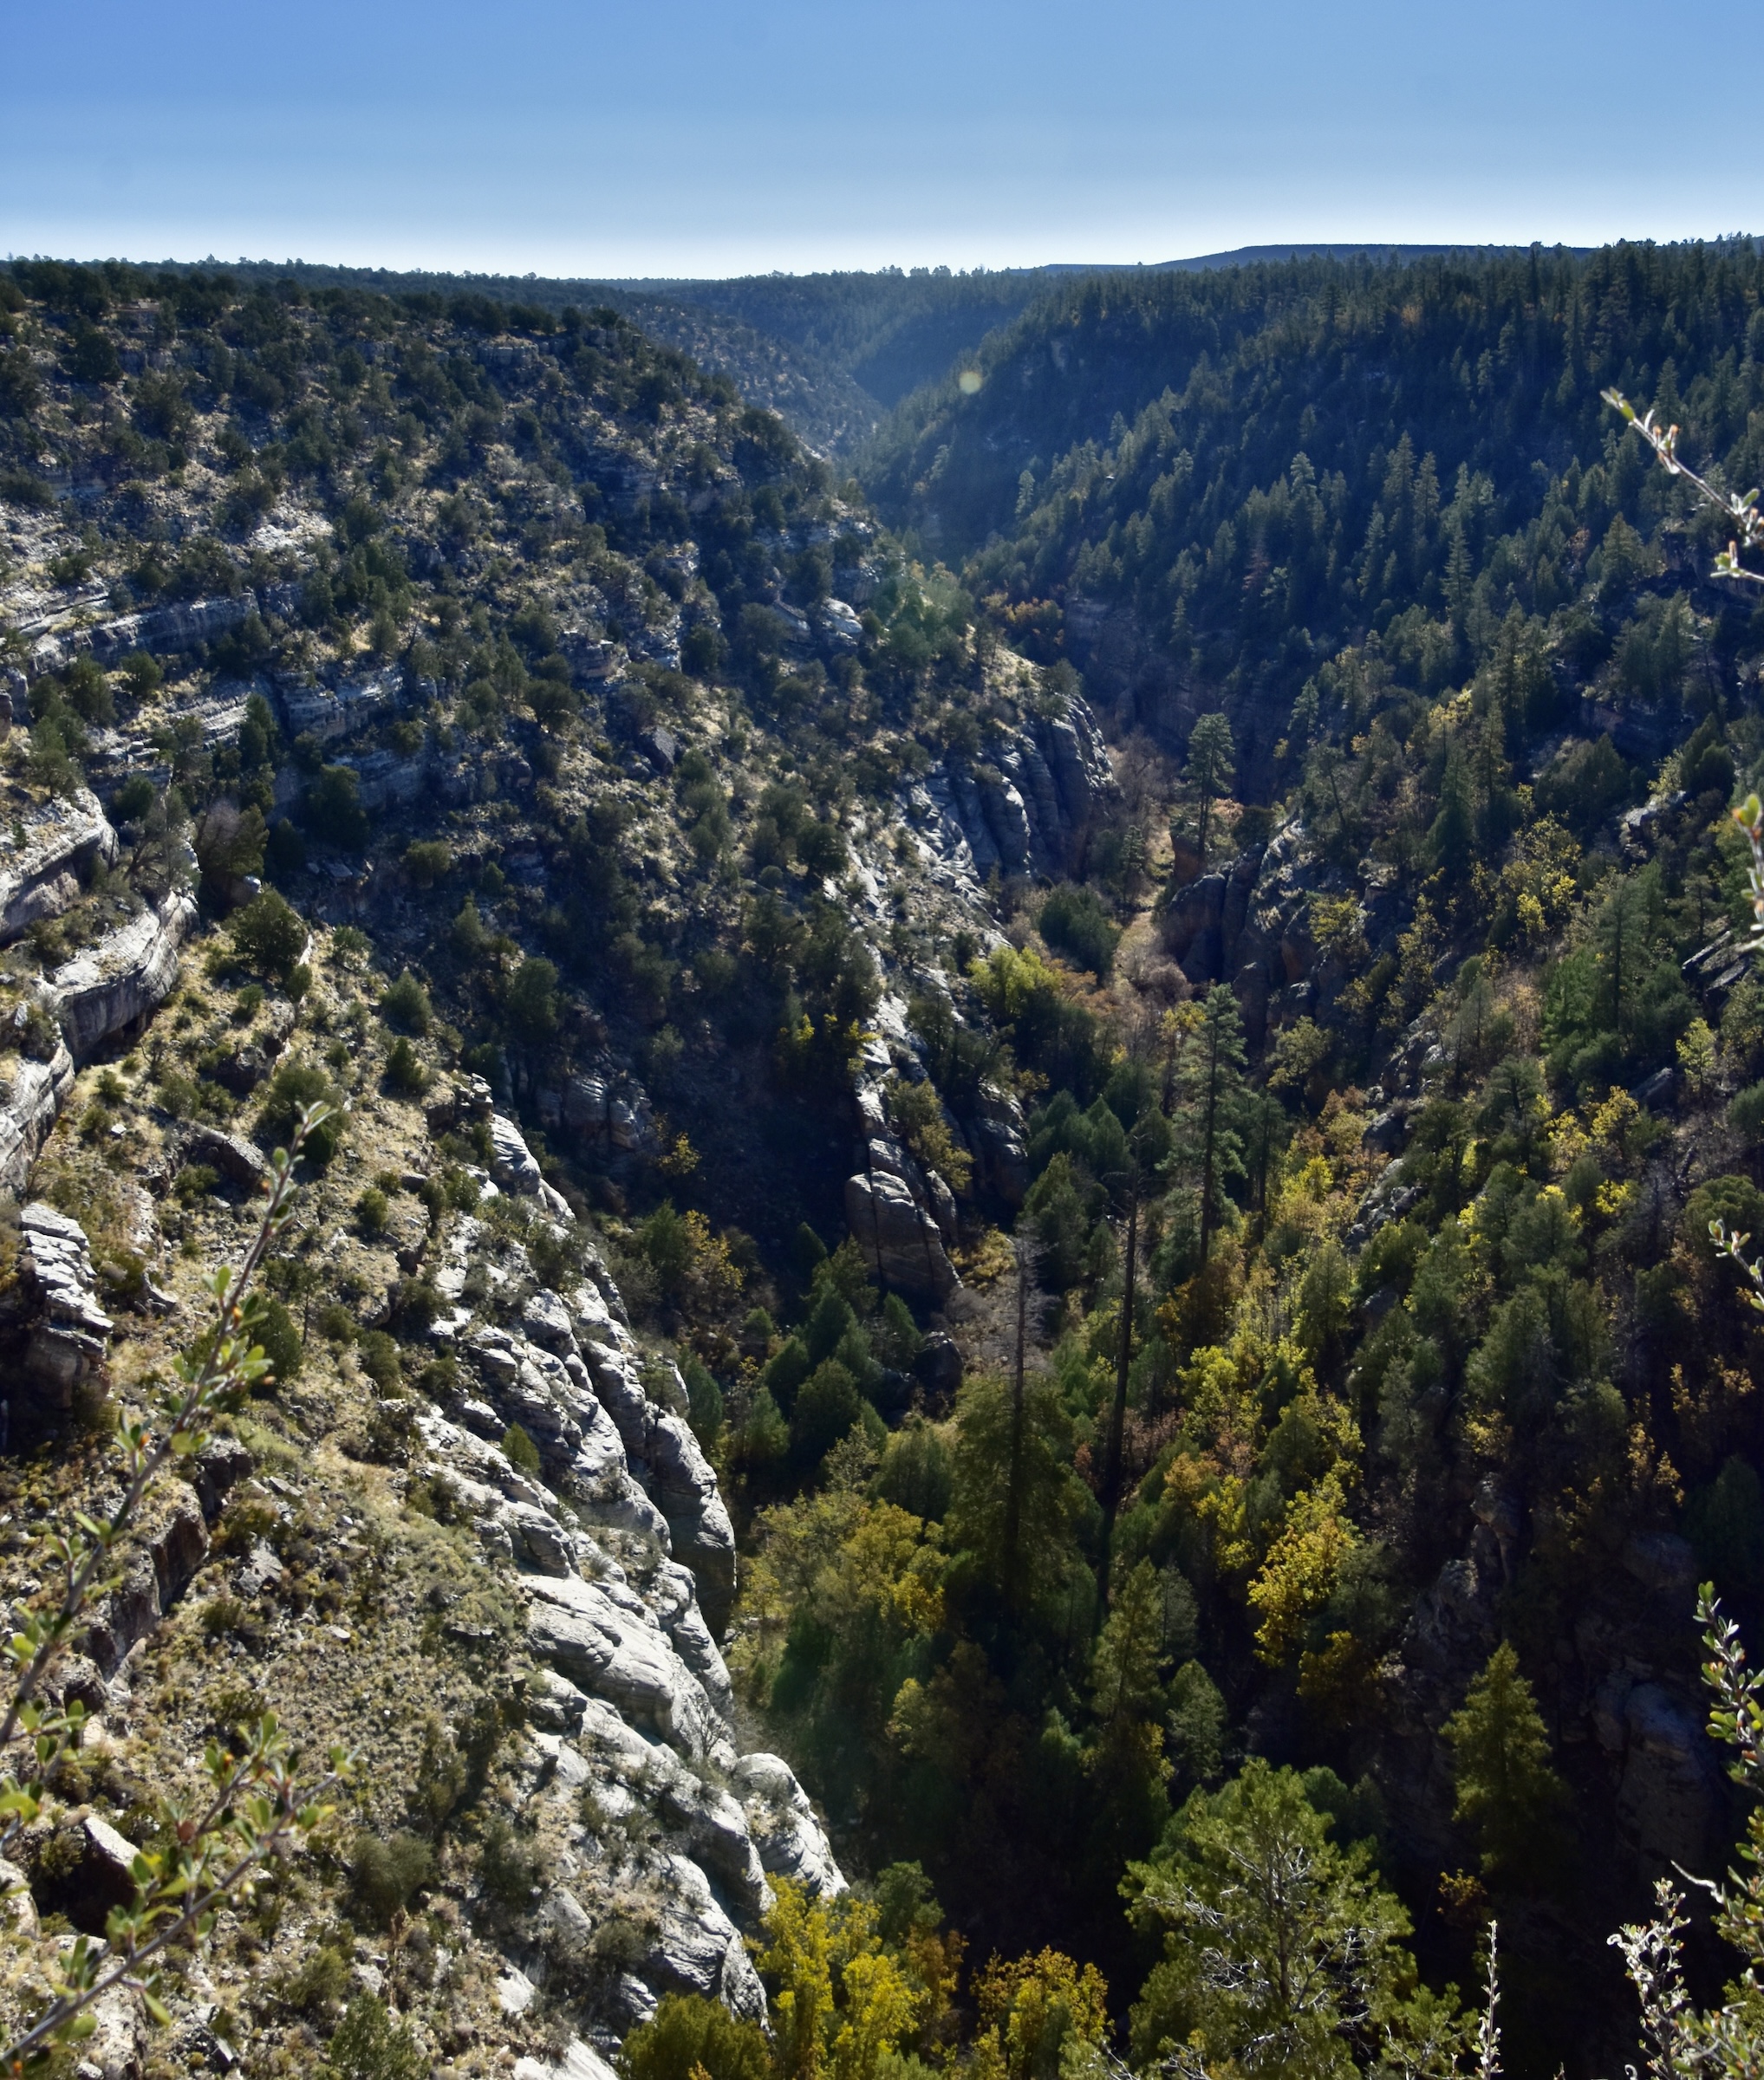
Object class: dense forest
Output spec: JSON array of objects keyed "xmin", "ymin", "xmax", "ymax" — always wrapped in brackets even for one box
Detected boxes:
[
  {"xmin": 6, "ymin": 243, "xmax": 1764, "ymax": 2080},
  {"xmin": 862, "ymin": 243, "xmax": 1764, "ymax": 762},
  {"xmin": 132, "ymin": 259, "xmax": 1055, "ymax": 458}
]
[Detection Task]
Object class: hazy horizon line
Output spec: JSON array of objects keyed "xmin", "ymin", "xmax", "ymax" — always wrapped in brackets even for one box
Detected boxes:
[{"xmin": 10, "ymin": 234, "xmax": 1754, "ymax": 286}]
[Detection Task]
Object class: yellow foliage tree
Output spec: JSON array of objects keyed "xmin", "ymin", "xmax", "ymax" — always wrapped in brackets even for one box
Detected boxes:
[
  {"xmin": 971, "ymin": 1947, "xmax": 1110, "ymax": 2080},
  {"xmin": 758, "ymin": 1880, "xmax": 925, "ymax": 2080},
  {"xmin": 888, "ymin": 1074, "xmax": 973, "ymax": 1194},
  {"xmin": 732, "ymin": 1492, "xmax": 945, "ymax": 1700},
  {"xmin": 1246, "ymin": 1472, "xmax": 1357, "ymax": 1664},
  {"xmin": 761, "ymin": 1878, "xmax": 836, "ymax": 2079}
]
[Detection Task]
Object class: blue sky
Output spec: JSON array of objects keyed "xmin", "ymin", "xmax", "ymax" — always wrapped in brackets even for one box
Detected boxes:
[{"xmin": 5, "ymin": 0, "xmax": 1761, "ymax": 276}]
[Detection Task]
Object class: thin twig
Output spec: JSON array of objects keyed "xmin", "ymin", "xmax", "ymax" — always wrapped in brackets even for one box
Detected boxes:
[
  {"xmin": 1605, "ymin": 388, "xmax": 1764, "ymax": 583},
  {"xmin": 0, "ymin": 1106, "xmax": 351, "ymax": 2070}
]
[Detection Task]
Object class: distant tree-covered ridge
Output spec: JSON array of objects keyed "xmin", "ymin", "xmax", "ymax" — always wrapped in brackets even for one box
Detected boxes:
[{"xmin": 864, "ymin": 240, "xmax": 1764, "ymax": 767}]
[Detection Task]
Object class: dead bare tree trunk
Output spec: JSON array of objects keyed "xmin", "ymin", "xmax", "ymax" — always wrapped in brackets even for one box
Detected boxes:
[
  {"xmin": 1004, "ymin": 1235, "xmax": 1028, "ymax": 1609},
  {"xmin": 1094, "ymin": 1193, "xmax": 1138, "ymax": 1622}
]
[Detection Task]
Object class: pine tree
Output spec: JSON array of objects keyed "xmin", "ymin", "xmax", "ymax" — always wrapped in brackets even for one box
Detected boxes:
[
  {"xmin": 1444, "ymin": 1641, "xmax": 1566, "ymax": 1881},
  {"xmin": 1429, "ymin": 740, "xmax": 1474, "ymax": 884},
  {"xmin": 1186, "ymin": 712, "xmax": 1236, "ymax": 870},
  {"xmin": 1086, "ymin": 1560, "xmax": 1175, "ymax": 1890},
  {"xmin": 1594, "ymin": 868, "xmax": 1659, "ymax": 1046},
  {"xmin": 1090, "ymin": 1560, "xmax": 1168, "ymax": 1726},
  {"xmin": 1444, "ymin": 523, "xmax": 1474, "ymax": 636},
  {"xmin": 1126, "ymin": 1758, "xmax": 1441, "ymax": 2075},
  {"xmin": 1173, "ymin": 985, "xmax": 1249, "ymax": 1264},
  {"xmin": 948, "ymin": 1373, "xmax": 1089, "ymax": 1616}
]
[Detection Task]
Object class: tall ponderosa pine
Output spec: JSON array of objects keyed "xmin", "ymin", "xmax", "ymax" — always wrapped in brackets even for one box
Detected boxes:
[
  {"xmin": 1085, "ymin": 1559, "xmax": 1177, "ymax": 1888},
  {"xmin": 1594, "ymin": 865, "xmax": 1661, "ymax": 1045},
  {"xmin": 1090, "ymin": 1558, "xmax": 1168, "ymax": 1726},
  {"xmin": 1095, "ymin": 1187, "xmax": 1140, "ymax": 1619},
  {"xmin": 1185, "ymin": 712, "xmax": 1236, "ymax": 870},
  {"xmin": 1094, "ymin": 1076, "xmax": 1175, "ymax": 1616},
  {"xmin": 947, "ymin": 1372, "xmax": 1089, "ymax": 1617},
  {"xmin": 1003, "ymin": 1235, "xmax": 1031, "ymax": 1610},
  {"xmin": 1428, "ymin": 739, "xmax": 1474, "ymax": 886},
  {"xmin": 1173, "ymin": 985, "xmax": 1250, "ymax": 1265},
  {"xmin": 1444, "ymin": 1640, "xmax": 1566, "ymax": 1881}
]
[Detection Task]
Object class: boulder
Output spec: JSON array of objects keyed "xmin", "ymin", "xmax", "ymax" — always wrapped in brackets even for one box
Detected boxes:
[
  {"xmin": 190, "ymin": 1434, "xmax": 254, "ymax": 1522},
  {"xmin": 12, "ymin": 1202, "xmax": 113, "ymax": 1420},
  {"xmin": 844, "ymin": 1170, "xmax": 958, "ymax": 1300},
  {"xmin": 185, "ymin": 1125, "xmax": 271, "ymax": 1193},
  {"xmin": 146, "ymin": 1489, "xmax": 208, "ymax": 1606},
  {"xmin": 504, "ymin": 1499, "xmax": 579, "ymax": 1576},
  {"xmin": 732, "ymin": 1752, "xmax": 847, "ymax": 1898},
  {"xmin": 522, "ymin": 1288, "xmax": 576, "ymax": 1352},
  {"xmin": 1633, "ymin": 1065, "xmax": 1676, "ymax": 1112},
  {"xmin": 638, "ymin": 725, "xmax": 680, "ymax": 773},
  {"xmin": 524, "ymin": 1667, "xmax": 591, "ymax": 1735},
  {"xmin": 235, "ymin": 1540, "xmax": 285, "ymax": 1599},
  {"xmin": 489, "ymin": 1113, "xmax": 544, "ymax": 1194},
  {"xmin": 819, "ymin": 599, "xmax": 862, "ymax": 648},
  {"xmin": 48, "ymin": 1814, "xmax": 142, "ymax": 1935}
]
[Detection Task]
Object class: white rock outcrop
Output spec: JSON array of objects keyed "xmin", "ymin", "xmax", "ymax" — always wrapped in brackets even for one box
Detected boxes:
[
  {"xmin": 0, "ymin": 1037, "xmax": 75, "ymax": 1198},
  {"xmin": 411, "ymin": 1233, "xmax": 843, "ymax": 2038},
  {"xmin": 47, "ymin": 890, "xmax": 198, "ymax": 1060},
  {"xmin": 0, "ymin": 1201, "xmax": 114, "ymax": 1425},
  {"xmin": 0, "ymin": 790, "xmax": 117, "ymax": 946}
]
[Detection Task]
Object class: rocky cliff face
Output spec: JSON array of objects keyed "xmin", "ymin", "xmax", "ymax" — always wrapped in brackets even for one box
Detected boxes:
[
  {"xmin": 820, "ymin": 692, "xmax": 1106, "ymax": 1301},
  {"xmin": 0, "ymin": 1201, "xmax": 114, "ymax": 1430},
  {"xmin": 44, "ymin": 891, "xmax": 196, "ymax": 1062},
  {"xmin": 0, "ymin": 890, "xmax": 196, "ymax": 1196},
  {"xmin": 0, "ymin": 1040, "xmax": 75, "ymax": 1200},
  {"xmin": 0, "ymin": 790, "xmax": 118, "ymax": 946},
  {"xmin": 902, "ymin": 695, "xmax": 1113, "ymax": 904},
  {"xmin": 409, "ymin": 1187, "xmax": 843, "ymax": 2054},
  {"xmin": 0, "ymin": 1048, "xmax": 845, "ymax": 2077}
]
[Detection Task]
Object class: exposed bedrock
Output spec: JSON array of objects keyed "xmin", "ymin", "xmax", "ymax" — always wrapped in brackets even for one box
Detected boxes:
[
  {"xmin": 47, "ymin": 890, "xmax": 198, "ymax": 1062},
  {"xmin": 0, "ymin": 790, "xmax": 118, "ymax": 946},
  {"xmin": 411, "ymin": 1229, "xmax": 844, "ymax": 2038},
  {"xmin": 900, "ymin": 692, "xmax": 1115, "ymax": 903}
]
